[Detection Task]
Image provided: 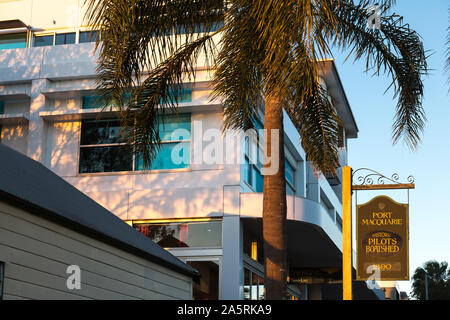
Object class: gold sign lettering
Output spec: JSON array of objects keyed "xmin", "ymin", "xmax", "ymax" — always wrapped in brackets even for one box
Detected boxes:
[{"xmin": 356, "ymin": 196, "xmax": 409, "ymax": 281}]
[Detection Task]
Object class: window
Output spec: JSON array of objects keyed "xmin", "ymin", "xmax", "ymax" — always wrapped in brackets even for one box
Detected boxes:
[
  {"xmin": 243, "ymin": 118, "xmax": 297, "ymax": 195},
  {"xmin": 244, "ymin": 268, "xmax": 265, "ymax": 300},
  {"xmin": 82, "ymin": 95, "xmax": 107, "ymax": 109},
  {"xmin": 83, "ymin": 88, "xmax": 192, "ymax": 109},
  {"xmin": 243, "ymin": 224, "xmax": 264, "ymax": 265},
  {"xmin": 0, "ymin": 262, "xmax": 4, "ymax": 300},
  {"xmin": 160, "ymin": 88, "xmax": 192, "ymax": 104},
  {"xmin": 0, "ymin": 33, "xmax": 27, "ymax": 50},
  {"xmin": 336, "ymin": 214, "xmax": 343, "ymax": 231},
  {"xmin": 79, "ymin": 30, "xmax": 98, "ymax": 43},
  {"xmin": 285, "ymin": 160, "xmax": 296, "ymax": 195},
  {"xmin": 79, "ymin": 119, "xmax": 132, "ymax": 173},
  {"xmin": 176, "ymin": 21, "xmax": 224, "ymax": 35},
  {"xmin": 133, "ymin": 219, "xmax": 222, "ymax": 248},
  {"xmin": 187, "ymin": 261, "xmax": 219, "ymax": 300},
  {"xmin": 135, "ymin": 114, "xmax": 191, "ymax": 170},
  {"xmin": 33, "ymin": 34, "xmax": 54, "ymax": 47},
  {"xmin": 0, "ymin": 101, "xmax": 3, "ymax": 143},
  {"xmin": 55, "ymin": 32, "xmax": 76, "ymax": 45},
  {"xmin": 244, "ymin": 118, "xmax": 264, "ymax": 192},
  {"xmin": 79, "ymin": 114, "xmax": 191, "ymax": 173}
]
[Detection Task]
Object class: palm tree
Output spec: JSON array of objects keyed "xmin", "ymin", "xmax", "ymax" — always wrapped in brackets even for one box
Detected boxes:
[{"xmin": 85, "ymin": 0, "xmax": 427, "ymax": 299}]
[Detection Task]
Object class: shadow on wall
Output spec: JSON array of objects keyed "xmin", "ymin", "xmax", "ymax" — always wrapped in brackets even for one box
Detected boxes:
[{"xmin": 0, "ymin": 124, "xmax": 28, "ymax": 154}]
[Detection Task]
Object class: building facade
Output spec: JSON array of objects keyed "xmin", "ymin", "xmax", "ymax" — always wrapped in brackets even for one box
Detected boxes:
[{"xmin": 0, "ymin": 0, "xmax": 381, "ymax": 300}]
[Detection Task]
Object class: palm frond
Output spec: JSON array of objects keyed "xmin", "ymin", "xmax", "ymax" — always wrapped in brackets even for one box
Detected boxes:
[
  {"xmin": 284, "ymin": 68, "xmax": 341, "ymax": 176},
  {"xmin": 85, "ymin": 0, "xmax": 224, "ymax": 100},
  {"xmin": 122, "ymin": 34, "xmax": 217, "ymax": 168},
  {"xmin": 329, "ymin": 1, "xmax": 427, "ymax": 149},
  {"xmin": 211, "ymin": 1, "xmax": 264, "ymax": 131}
]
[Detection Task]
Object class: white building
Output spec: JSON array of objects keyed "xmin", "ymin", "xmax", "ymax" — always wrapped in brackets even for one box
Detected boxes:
[{"xmin": 0, "ymin": 0, "xmax": 382, "ymax": 300}]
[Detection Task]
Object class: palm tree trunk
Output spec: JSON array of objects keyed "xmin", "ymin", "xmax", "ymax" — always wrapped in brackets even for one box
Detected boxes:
[{"xmin": 263, "ymin": 94, "xmax": 287, "ymax": 300}]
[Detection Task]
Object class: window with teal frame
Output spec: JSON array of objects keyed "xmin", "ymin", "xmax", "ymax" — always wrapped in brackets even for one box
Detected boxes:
[
  {"xmin": 160, "ymin": 88, "xmax": 192, "ymax": 104},
  {"xmin": 0, "ymin": 33, "xmax": 27, "ymax": 50},
  {"xmin": 135, "ymin": 114, "xmax": 191, "ymax": 170},
  {"xmin": 285, "ymin": 160, "xmax": 296, "ymax": 195},
  {"xmin": 243, "ymin": 116, "xmax": 296, "ymax": 195},
  {"xmin": 82, "ymin": 95, "xmax": 110, "ymax": 109},
  {"xmin": 243, "ymin": 117, "xmax": 264, "ymax": 193},
  {"xmin": 79, "ymin": 114, "xmax": 191, "ymax": 173}
]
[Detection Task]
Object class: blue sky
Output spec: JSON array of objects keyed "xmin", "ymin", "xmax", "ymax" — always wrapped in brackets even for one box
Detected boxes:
[{"xmin": 332, "ymin": 0, "xmax": 450, "ymax": 294}]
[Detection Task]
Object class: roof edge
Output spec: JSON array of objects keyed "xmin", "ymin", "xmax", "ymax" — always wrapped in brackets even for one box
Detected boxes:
[{"xmin": 0, "ymin": 189, "xmax": 200, "ymax": 280}]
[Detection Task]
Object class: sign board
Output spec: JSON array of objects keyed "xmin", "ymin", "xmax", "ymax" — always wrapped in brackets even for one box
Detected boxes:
[{"xmin": 356, "ymin": 195, "xmax": 409, "ymax": 281}]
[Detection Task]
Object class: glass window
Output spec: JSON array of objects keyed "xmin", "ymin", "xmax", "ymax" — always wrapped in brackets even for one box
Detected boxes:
[
  {"xmin": 244, "ymin": 128, "xmax": 264, "ymax": 193},
  {"xmin": 79, "ymin": 30, "xmax": 98, "ymax": 43},
  {"xmin": 80, "ymin": 119, "xmax": 123, "ymax": 145},
  {"xmin": 135, "ymin": 114, "xmax": 191, "ymax": 170},
  {"xmin": 79, "ymin": 119, "xmax": 132, "ymax": 173},
  {"xmin": 79, "ymin": 145, "xmax": 132, "ymax": 173},
  {"xmin": 285, "ymin": 160, "xmax": 296, "ymax": 195},
  {"xmin": 0, "ymin": 33, "xmax": 27, "ymax": 50},
  {"xmin": 251, "ymin": 273, "xmax": 259, "ymax": 300},
  {"xmin": 175, "ymin": 20, "xmax": 224, "ymax": 35},
  {"xmin": 55, "ymin": 32, "xmax": 76, "ymax": 45},
  {"xmin": 0, "ymin": 102, "xmax": 4, "ymax": 142},
  {"xmin": 134, "ymin": 220, "xmax": 222, "ymax": 248},
  {"xmin": 79, "ymin": 114, "xmax": 191, "ymax": 173},
  {"xmin": 258, "ymin": 275, "xmax": 265, "ymax": 300},
  {"xmin": 243, "ymin": 268, "xmax": 265, "ymax": 301},
  {"xmin": 187, "ymin": 261, "xmax": 219, "ymax": 300},
  {"xmin": 33, "ymin": 35, "xmax": 53, "ymax": 47},
  {"xmin": 161, "ymin": 88, "xmax": 192, "ymax": 104},
  {"xmin": 0, "ymin": 262, "xmax": 4, "ymax": 300},
  {"xmin": 82, "ymin": 95, "xmax": 106, "ymax": 109},
  {"xmin": 135, "ymin": 142, "xmax": 190, "ymax": 170},
  {"xmin": 244, "ymin": 268, "xmax": 251, "ymax": 300}
]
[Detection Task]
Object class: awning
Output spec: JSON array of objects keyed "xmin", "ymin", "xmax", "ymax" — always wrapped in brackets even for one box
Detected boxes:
[{"xmin": 0, "ymin": 19, "xmax": 28, "ymax": 30}]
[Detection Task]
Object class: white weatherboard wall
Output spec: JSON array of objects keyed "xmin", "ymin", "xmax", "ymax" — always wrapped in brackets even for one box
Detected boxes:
[{"xmin": 0, "ymin": 201, "xmax": 193, "ymax": 300}]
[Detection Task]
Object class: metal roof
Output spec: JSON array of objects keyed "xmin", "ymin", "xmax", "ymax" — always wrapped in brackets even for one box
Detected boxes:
[{"xmin": 0, "ymin": 144, "xmax": 199, "ymax": 279}]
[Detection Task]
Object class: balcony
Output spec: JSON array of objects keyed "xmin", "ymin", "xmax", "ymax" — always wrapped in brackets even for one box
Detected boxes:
[{"xmin": 0, "ymin": 43, "xmax": 98, "ymax": 83}]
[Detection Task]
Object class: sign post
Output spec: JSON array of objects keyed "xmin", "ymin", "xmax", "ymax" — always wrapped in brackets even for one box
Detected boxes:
[
  {"xmin": 341, "ymin": 167, "xmax": 414, "ymax": 300},
  {"xmin": 342, "ymin": 166, "xmax": 352, "ymax": 300}
]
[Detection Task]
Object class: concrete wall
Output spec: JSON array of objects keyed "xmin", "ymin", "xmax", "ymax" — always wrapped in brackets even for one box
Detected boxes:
[{"xmin": 0, "ymin": 200, "xmax": 193, "ymax": 300}]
